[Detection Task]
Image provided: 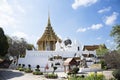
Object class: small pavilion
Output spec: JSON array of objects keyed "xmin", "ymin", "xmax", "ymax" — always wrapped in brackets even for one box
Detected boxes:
[{"xmin": 63, "ymin": 58, "xmax": 78, "ymax": 73}]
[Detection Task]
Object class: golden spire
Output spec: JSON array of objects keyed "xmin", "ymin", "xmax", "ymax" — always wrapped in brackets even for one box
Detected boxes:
[{"xmin": 47, "ymin": 9, "xmax": 51, "ymax": 27}]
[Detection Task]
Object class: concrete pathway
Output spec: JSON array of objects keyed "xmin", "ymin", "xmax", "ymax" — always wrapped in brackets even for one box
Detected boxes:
[
  {"xmin": 0, "ymin": 69, "xmax": 114, "ymax": 80},
  {"xmin": 0, "ymin": 69, "xmax": 67, "ymax": 80}
]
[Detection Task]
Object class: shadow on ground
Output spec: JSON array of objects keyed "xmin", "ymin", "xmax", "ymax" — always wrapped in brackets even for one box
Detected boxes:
[{"xmin": 0, "ymin": 69, "xmax": 24, "ymax": 80}]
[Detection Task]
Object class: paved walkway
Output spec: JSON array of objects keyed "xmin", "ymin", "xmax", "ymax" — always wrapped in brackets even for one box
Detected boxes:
[
  {"xmin": 0, "ymin": 69, "xmax": 113, "ymax": 80},
  {"xmin": 0, "ymin": 69, "xmax": 67, "ymax": 80}
]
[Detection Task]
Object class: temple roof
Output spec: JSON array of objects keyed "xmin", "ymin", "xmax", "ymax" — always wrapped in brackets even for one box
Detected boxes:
[
  {"xmin": 64, "ymin": 58, "xmax": 77, "ymax": 66},
  {"xmin": 83, "ymin": 45, "xmax": 99, "ymax": 51},
  {"xmin": 83, "ymin": 44, "xmax": 107, "ymax": 51},
  {"xmin": 37, "ymin": 15, "xmax": 61, "ymax": 44}
]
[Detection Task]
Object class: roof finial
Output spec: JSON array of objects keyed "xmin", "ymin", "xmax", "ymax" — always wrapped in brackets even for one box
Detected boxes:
[{"xmin": 47, "ymin": 7, "xmax": 51, "ymax": 27}]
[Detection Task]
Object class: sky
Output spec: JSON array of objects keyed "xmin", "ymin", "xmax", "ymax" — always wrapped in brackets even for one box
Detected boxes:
[{"xmin": 0, "ymin": 0, "xmax": 120, "ymax": 49}]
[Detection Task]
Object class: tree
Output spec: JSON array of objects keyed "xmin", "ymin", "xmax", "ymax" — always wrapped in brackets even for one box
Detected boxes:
[
  {"xmin": 110, "ymin": 25, "xmax": 120, "ymax": 49},
  {"xmin": 0, "ymin": 27, "xmax": 9, "ymax": 57},
  {"xmin": 7, "ymin": 36, "xmax": 34, "ymax": 57},
  {"xmin": 104, "ymin": 51, "xmax": 120, "ymax": 69},
  {"xmin": 96, "ymin": 44, "xmax": 108, "ymax": 57}
]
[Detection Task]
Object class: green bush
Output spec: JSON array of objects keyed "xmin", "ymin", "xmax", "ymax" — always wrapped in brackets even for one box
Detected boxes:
[
  {"xmin": 16, "ymin": 64, "xmax": 21, "ymax": 70},
  {"xmin": 19, "ymin": 68, "xmax": 25, "ymax": 71},
  {"xmin": 67, "ymin": 67, "xmax": 79, "ymax": 75},
  {"xmin": 112, "ymin": 69, "xmax": 120, "ymax": 80},
  {"xmin": 72, "ymin": 67, "xmax": 79, "ymax": 74},
  {"xmin": 45, "ymin": 73, "xmax": 58, "ymax": 79},
  {"xmin": 100, "ymin": 59, "xmax": 107, "ymax": 69},
  {"xmin": 68, "ymin": 76, "xmax": 85, "ymax": 80},
  {"xmin": 24, "ymin": 68, "xmax": 33, "ymax": 73},
  {"xmin": 85, "ymin": 72, "xmax": 105, "ymax": 80},
  {"xmin": 35, "ymin": 68, "xmax": 40, "ymax": 71},
  {"xmin": 33, "ymin": 71, "xmax": 43, "ymax": 75}
]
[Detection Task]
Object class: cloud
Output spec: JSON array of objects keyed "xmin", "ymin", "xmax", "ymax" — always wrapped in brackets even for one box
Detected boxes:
[
  {"xmin": 98, "ymin": 6, "xmax": 111, "ymax": 13},
  {"xmin": 0, "ymin": 0, "xmax": 15, "ymax": 28},
  {"xmin": 77, "ymin": 23, "xmax": 103, "ymax": 32},
  {"xmin": 96, "ymin": 36, "xmax": 102, "ymax": 40},
  {"xmin": 104, "ymin": 12, "xmax": 119, "ymax": 26},
  {"xmin": 0, "ymin": 0, "xmax": 25, "ymax": 29},
  {"xmin": 11, "ymin": 31, "xmax": 28, "ymax": 39},
  {"xmin": 72, "ymin": 0, "xmax": 98, "ymax": 9},
  {"xmin": 17, "ymin": 5, "xmax": 25, "ymax": 14},
  {"xmin": 0, "ymin": 0, "xmax": 13, "ymax": 15},
  {"xmin": 77, "ymin": 28, "xmax": 87, "ymax": 32},
  {"xmin": 90, "ymin": 24, "xmax": 103, "ymax": 30}
]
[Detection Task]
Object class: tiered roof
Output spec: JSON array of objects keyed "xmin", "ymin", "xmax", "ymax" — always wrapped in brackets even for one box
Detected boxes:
[{"xmin": 37, "ymin": 15, "xmax": 61, "ymax": 44}]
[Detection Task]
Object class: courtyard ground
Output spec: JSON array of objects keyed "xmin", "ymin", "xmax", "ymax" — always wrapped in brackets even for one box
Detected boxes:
[{"xmin": 0, "ymin": 69, "xmax": 113, "ymax": 80}]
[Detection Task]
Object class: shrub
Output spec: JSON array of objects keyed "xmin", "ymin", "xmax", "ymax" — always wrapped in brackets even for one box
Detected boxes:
[
  {"xmin": 100, "ymin": 59, "xmax": 107, "ymax": 69},
  {"xmin": 45, "ymin": 73, "xmax": 58, "ymax": 79},
  {"xmin": 85, "ymin": 72, "xmax": 105, "ymax": 80},
  {"xmin": 67, "ymin": 72, "xmax": 72, "ymax": 75},
  {"xmin": 35, "ymin": 65, "xmax": 40, "ymax": 71},
  {"xmin": 112, "ymin": 69, "xmax": 120, "ymax": 80},
  {"xmin": 22, "ymin": 64, "xmax": 25, "ymax": 68},
  {"xmin": 16, "ymin": 64, "xmax": 21, "ymax": 70},
  {"xmin": 24, "ymin": 68, "xmax": 33, "ymax": 73},
  {"xmin": 19, "ymin": 67, "xmax": 25, "ymax": 71},
  {"xmin": 36, "ymin": 65, "xmax": 40, "ymax": 69},
  {"xmin": 28, "ymin": 64, "xmax": 31, "ymax": 68},
  {"xmin": 18, "ymin": 64, "xmax": 21, "ymax": 67},
  {"xmin": 68, "ymin": 72, "xmax": 105, "ymax": 80},
  {"xmin": 35, "ymin": 68, "xmax": 40, "ymax": 71},
  {"xmin": 33, "ymin": 71, "xmax": 43, "ymax": 75},
  {"xmin": 67, "ymin": 67, "xmax": 79, "ymax": 75},
  {"xmin": 72, "ymin": 67, "xmax": 79, "ymax": 74},
  {"xmin": 68, "ymin": 75, "xmax": 85, "ymax": 80}
]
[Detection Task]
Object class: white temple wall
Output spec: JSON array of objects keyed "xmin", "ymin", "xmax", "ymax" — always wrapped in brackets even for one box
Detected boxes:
[{"xmin": 18, "ymin": 50, "xmax": 96, "ymax": 68}]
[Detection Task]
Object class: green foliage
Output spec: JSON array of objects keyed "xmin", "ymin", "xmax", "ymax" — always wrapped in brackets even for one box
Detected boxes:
[
  {"xmin": 27, "ymin": 44, "xmax": 35, "ymax": 50},
  {"xmin": 33, "ymin": 65, "xmax": 43, "ymax": 75},
  {"xmin": 100, "ymin": 59, "xmax": 107, "ymax": 69},
  {"xmin": 22, "ymin": 64, "xmax": 25, "ymax": 68},
  {"xmin": 24, "ymin": 68, "xmax": 33, "ymax": 73},
  {"xmin": 110, "ymin": 25, "xmax": 120, "ymax": 49},
  {"xmin": 68, "ymin": 75, "xmax": 85, "ymax": 80},
  {"xmin": 72, "ymin": 67, "xmax": 79, "ymax": 74},
  {"xmin": 35, "ymin": 68, "xmax": 40, "ymax": 71},
  {"xmin": 19, "ymin": 68, "xmax": 25, "ymax": 71},
  {"xmin": 68, "ymin": 72, "xmax": 105, "ymax": 80},
  {"xmin": 35, "ymin": 65, "xmax": 40, "ymax": 71},
  {"xmin": 16, "ymin": 64, "xmax": 21, "ymax": 70},
  {"xmin": 18, "ymin": 64, "xmax": 25, "ymax": 71},
  {"xmin": 112, "ymin": 69, "xmax": 120, "ymax": 80},
  {"xmin": 96, "ymin": 44, "xmax": 108, "ymax": 56},
  {"xmin": 67, "ymin": 67, "xmax": 79, "ymax": 75},
  {"xmin": 45, "ymin": 73, "xmax": 58, "ymax": 79},
  {"xmin": 0, "ymin": 27, "xmax": 9, "ymax": 57},
  {"xmin": 33, "ymin": 71, "xmax": 43, "ymax": 75}
]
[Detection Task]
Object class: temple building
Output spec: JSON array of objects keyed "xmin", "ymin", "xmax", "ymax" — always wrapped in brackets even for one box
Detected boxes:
[
  {"xmin": 17, "ymin": 14, "xmax": 100, "ymax": 73},
  {"xmin": 37, "ymin": 15, "xmax": 61, "ymax": 51}
]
